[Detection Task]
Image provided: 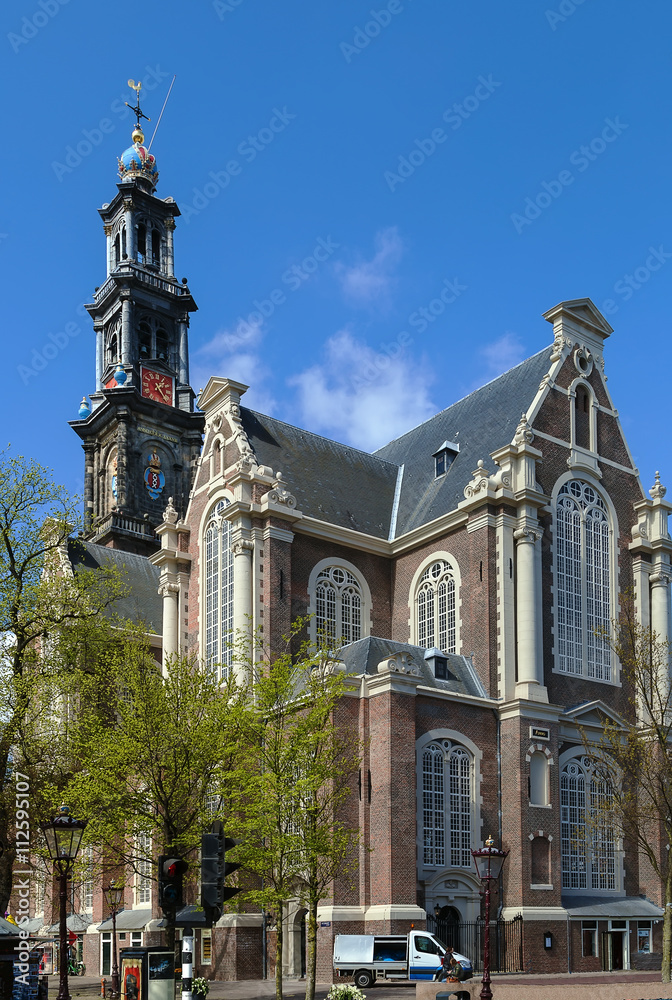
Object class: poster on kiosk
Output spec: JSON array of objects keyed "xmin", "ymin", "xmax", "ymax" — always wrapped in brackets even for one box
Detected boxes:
[{"xmin": 119, "ymin": 947, "xmax": 174, "ymax": 1000}]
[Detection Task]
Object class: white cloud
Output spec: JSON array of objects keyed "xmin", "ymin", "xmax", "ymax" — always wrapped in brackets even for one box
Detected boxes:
[
  {"xmin": 191, "ymin": 320, "xmax": 276, "ymax": 414},
  {"xmin": 288, "ymin": 328, "xmax": 435, "ymax": 451},
  {"xmin": 478, "ymin": 332, "xmax": 526, "ymax": 383},
  {"xmin": 335, "ymin": 227, "xmax": 404, "ymax": 306}
]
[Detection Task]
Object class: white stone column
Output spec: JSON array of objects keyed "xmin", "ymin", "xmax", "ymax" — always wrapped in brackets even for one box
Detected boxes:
[
  {"xmin": 514, "ymin": 525, "xmax": 547, "ymax": 701},
  {"xmin": 104, "ymin": 224, "xmax": 112, "ymax": 276},
  {"xmin": 160, "ymin": 580, "xmax": 180, "ymax": 667},
  {"xmin": 651, "ymin": 568, "xmax": 671, "ymax": 645},
  {"xmin": 233, "ymin": 537, "xmax": 254, "ymax": 673}
]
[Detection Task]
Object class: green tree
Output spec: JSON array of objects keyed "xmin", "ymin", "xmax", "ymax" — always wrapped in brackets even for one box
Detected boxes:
[
  {"xmin": 60, "ymin": 643, "xmax": 252, "ymax": 952},
  {"xmin": 583, "ymin": 603, "xmax": 672, "ymax": 981},
  {"xmin": 0, "ymin": 452, "xmax": 126, "ymax": 913},
  {"xmin": 236, "ymin": 631, "xmax": 361, "ymax": 1000}
]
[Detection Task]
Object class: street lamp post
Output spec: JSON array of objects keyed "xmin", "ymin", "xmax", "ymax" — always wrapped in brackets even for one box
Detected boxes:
[
  {"xmin": 104, "ymin": 881, "xmax": 125, "ymax": 997},
  {"xmin": 40, "ymin": 805, "xmax": 87, "ymax": 1000},
  {"xmin": 471, "ymin": 836, "xmax": 509, "ymax": 1000}
]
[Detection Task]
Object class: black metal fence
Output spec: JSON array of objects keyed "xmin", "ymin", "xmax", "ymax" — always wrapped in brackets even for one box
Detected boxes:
[{"xmin": 426, "ymin": 915, "xmax": 524, "ymax": 973}]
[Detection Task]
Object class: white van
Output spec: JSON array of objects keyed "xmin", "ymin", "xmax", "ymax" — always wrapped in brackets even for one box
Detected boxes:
[{"xmin": 333, "ymin": 930, "xmax": 445, "ymax": 988}]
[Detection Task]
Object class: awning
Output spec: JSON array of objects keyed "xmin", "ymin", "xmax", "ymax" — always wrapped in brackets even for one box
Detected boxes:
[
  {"xmin": 563, "ymin": 896, "xmax": 664, "ymax": 919},
  {"xmin": 97, "ymin": 909, "xmax": 153, "ymax": 932}
]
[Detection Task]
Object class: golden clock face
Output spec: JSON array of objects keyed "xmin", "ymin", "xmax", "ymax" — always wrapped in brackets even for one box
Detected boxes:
[{"xmin": 141, "ymin": 367, "xmax": 173, "ymax": 405}]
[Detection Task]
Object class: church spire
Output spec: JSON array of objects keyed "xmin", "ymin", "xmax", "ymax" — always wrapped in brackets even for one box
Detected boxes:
[{"xmin": 69, "ymin": 79, "xmax": 204, "ymax": 555}]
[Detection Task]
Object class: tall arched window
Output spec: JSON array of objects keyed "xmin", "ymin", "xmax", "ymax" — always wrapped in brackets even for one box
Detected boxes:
[
  {"xmin": 422, "ymin": 741, "xmax": 472, "ymax": 868},
  {"xmin": 204, "ymin": 500, "xmax": 234, "ymax": 680},
  {"xmin": 556, "ymin": 480, "xmax": 611, "ymax": 680},
  {"xmin": 315, "ymin": 565, "xmax": 362, "ymax": 643},
  {"xmin": 416, "ymin": 560, "xmax": 456, "ymax": 653},
  {"xmin": 561, "ymin": 755, "xmax": 616, "ymax": 891}
]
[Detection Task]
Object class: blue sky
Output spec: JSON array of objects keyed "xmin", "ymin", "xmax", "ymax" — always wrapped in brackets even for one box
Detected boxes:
[{"xmin": 2, "ymin": 0, "xmax": 670, "ymax": 498}]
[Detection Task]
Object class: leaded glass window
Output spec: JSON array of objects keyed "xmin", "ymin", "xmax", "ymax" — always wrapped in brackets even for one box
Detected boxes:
[
  {"xmin": 135, "ymin": 832, "xmax": 152, "ymax": 904},
  {"xmin": 422, "ymin": 741, "xmax": 472, "ymax": 868},
  {"xmin": 417, "ymin": 561, "xmax": 456, "ymax": 653},
  {"xmin": 561, "ymin": 756, "xmax": 616, "ymax": 891},
  {"xmin": 315, "ymin": 565, "xmax": 363, "ymax": 643},
  {"xmin": 556, "ymin": 481, "xmax": 611, "ymax": 679},
  {"xmin": 204, "ymin": 500, "xmax": 234, "ymax": 680}
]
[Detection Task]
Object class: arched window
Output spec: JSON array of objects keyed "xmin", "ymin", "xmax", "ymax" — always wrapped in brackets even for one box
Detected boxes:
[
  {"xmin": 556, "ymin": 480, "xmax": 612, "ymax": 680},
  {"xmin": 204, "ymin": 500, "xmax": 234, "ymax": 680},
  {"xmin": 113, "ymin": 233, "xmax": 120, "ymax": 267},
  {"xmin": 422, "ymin": 741, "xmax": 472, "ymax": 868},
  {"xmin": 416, "ymin": 560, "xmax": 457, "ymax": 653},
  {"xmin": 107, "ymin": 332, "xmax": 119, "ymax": 367},
  {"xmin": 315, "ymin": 565, "xmax": 363, "ymax": 643},
  {"xmin": 139, "ymin": 321, "xmax": 152, "ymax": 358},
  {"xmin": 561, "ymin": 755, "xmax": 616, "ymax": 891}
]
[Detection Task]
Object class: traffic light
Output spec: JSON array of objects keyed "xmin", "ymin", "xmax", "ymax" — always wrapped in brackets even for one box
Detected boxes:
[
  {"xmin": 201, "ymin": 825, "xmax": 241, "ymax": 923},
  {"xmin": 158, "ymin": 855, "xmax": 188, "ymax": 912}
]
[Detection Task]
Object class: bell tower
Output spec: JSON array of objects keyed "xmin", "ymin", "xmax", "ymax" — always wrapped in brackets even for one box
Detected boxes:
[{"xmin": 71, "ymin": 84, "xmax": 204, "ymax": 555}]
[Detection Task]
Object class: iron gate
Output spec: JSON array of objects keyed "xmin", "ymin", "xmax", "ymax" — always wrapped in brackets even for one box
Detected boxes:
[{"xmin": 426, "ymin": 915, "xmax": 524, "ymax": 973}]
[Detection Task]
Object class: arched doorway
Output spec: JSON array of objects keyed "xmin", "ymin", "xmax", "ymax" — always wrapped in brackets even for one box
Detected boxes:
[
  {"xmin": 435, "ymin": 905, "xmax": 461, "ymax": 950},
  {"xmin": 284, "ymin": 904, "xmax": 308, "ymax": 978}
]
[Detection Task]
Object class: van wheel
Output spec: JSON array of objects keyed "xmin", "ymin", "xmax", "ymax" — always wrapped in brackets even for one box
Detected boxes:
[{"xmin": 354, "ymin": 969, "xmax": 374, "ymax": 988}]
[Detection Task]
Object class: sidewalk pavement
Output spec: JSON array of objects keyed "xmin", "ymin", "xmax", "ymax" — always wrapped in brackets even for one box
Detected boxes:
[{"xmin": 45, "ymin": 971, "xmax": 672, "ymax": 1000}]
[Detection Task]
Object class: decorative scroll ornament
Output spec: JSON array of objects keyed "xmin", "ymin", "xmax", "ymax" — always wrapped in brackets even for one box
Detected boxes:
[
  {"xmin": 514, "ymin": 525, "xmax": 542, "ymax": 545},
  {"xmin": 144, "ymin": 450, "xmax": 165, "ymax": 499},
  {"xmin": 650, "ymin": 471, "xmax": 667, "ymax": 500},
  {"xmin": 267, "ymin": 471, "xmax": 297, "ymax": 509},
  {"xmin": 163, "ymin": 497, "xmax": 179, "ymax": 524},
  {"xmin": 377, "ymin": 652, "xmax": 420, "ymax": 675},
  {"xmin": 463, "ymin": 459, "xmax": 490, "ymax": 499},
  {"xmin": 232, "ymin": 538, "xmax": 254, "ymax": 557},
  {"xmin": 514, "ymin": 412, "xmax": 534, "ymax": 446}
]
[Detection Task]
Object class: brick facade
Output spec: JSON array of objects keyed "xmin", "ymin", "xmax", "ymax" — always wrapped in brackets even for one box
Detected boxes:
[{"xmin": 56, "ymin": 277, "xmax": 671, "ymax": 983}]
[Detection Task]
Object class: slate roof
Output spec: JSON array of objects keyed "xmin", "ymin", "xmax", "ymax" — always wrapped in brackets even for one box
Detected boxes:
[
  {"xmin": 562, "ymin": 896, "xmax": 663, "ymax": 918},
  {"xmin": 67, "ymin": 539, "xmax": 162, "ymax": 634},
  {"xmin": 241, "ymin": 408, "xmax": 399, "ymax": 539},
  {"xmin": 374, "ymin": 348, "xmax": 552, "ymax": 536},
  {"xmin": 338, "ymin": 637, "xmax": 488, "ymax": 698},
  {"xmin": 97, "ymin": 908, "xmax": 153, "ymax": 931}
]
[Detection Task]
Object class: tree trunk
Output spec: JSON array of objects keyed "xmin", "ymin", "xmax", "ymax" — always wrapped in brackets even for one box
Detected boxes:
[
  {"xmin": 663, "ymin": 866, "xmax": 672, "ymax": 982},
  {"xmin": 304, "ymin": 892, "xmax": 318, "ymax": 1000},
  {"xmin": 275, "ymin": 913, "xmax": 284, "ymax": 1000}
]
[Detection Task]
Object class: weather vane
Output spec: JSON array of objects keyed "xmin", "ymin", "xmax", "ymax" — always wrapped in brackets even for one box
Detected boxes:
[{"xmin": 125, "ymin": 79, "xmax": 151, "ymax": 128}]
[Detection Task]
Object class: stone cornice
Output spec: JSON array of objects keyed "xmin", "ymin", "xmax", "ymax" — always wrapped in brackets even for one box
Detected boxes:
[
  {"xmin": 497, "ymin": 699, "xmax": 563, "ymax": 724},
  {"xmin": 415, "ymin": 686, "xmax": 499, "ymax": 710}
]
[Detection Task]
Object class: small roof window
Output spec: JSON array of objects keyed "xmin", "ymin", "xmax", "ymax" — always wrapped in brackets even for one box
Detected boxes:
[
  {"xmin": 424, "ymin": 646, "xmax": 448, "ymax": 680},
  {"xmin": 433, "ymin": 440, "xmax": 460, "ymax": 478}
]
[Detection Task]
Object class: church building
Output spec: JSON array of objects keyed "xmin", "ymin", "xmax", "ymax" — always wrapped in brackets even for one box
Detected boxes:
[{"xmin": 36, "ymin": 107, "xmax": 672, "ymax": 982}]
